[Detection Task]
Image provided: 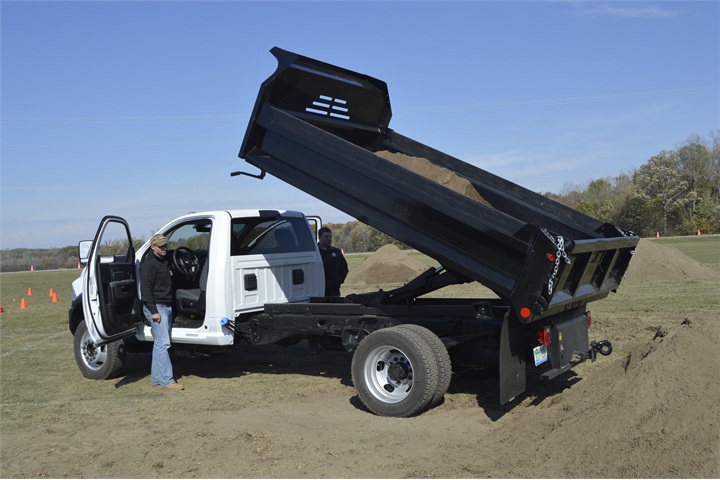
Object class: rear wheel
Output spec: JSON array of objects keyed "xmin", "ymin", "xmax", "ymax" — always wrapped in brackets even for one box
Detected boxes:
[
  {"xmin": 394, "ymin": 324, "xmax": 452, "ymax": 407},
  {"xmin": 351, "ymin": 326, "xmax": 439, "ymax": 417},
  {"xmin": 74, "ymin": 321, "xmax": 126, "ymax": 379}
]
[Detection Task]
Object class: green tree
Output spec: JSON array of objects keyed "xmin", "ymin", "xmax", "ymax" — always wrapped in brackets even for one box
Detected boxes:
[
  {"xmin": 709, "ymin": 130, "xmax": 720, "ymax": 200},
  {"xmin": 617, "ymin": 194, "xmax": 661, "ymax": 237},
  {"xmin": 633, "ymin": 151, "xmax": 688, "ymax": 235},
  {"xmin": 676, "ymin": 135, "xmax": 713, "ymax": 218},
  {"xmin": 575, "ymin": 178, "xmax": 616, "ymax": 222}
]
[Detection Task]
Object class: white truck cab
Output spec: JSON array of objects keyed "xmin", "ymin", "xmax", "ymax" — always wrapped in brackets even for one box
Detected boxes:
[{"xmin": 70, "ymin": 209, "xmax": 324, "ymax": 378}]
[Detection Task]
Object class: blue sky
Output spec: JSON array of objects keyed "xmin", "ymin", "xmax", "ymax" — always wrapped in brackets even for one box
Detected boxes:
[{"xmin": 2, "ymin": 1, "xmax": 718, "ymax": 249}]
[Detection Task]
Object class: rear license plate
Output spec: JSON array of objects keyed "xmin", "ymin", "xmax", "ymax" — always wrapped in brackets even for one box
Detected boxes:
[{"xmin": 533, "ymin": 345, "xmax": 548, "ymax": 366}]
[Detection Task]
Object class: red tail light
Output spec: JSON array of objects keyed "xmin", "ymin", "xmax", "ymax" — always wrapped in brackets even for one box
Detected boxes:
[
  {"xmin": 537, "ymin": 325, "xmax": 552, "ymax": 346},
  {"xmin": 586, "ymin": 310, "xmax": 592, "ymax": 328}
]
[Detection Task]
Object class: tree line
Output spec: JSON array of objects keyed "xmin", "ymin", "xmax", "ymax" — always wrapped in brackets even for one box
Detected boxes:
[
  {"xmin": 545, "ymin": 132, "xmax": 719, "ymax": 237},
  {"xmin": 2, "ymin": 132, "xmax": 717, "ymax": 272}
]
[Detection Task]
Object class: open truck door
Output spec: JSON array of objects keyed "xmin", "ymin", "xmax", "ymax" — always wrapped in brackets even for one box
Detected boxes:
[{"xmin": 81, "ymin": 215, "xmax": 141, "ymax": 345}]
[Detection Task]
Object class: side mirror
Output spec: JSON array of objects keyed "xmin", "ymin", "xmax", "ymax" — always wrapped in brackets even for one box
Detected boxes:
[{"xmin": 78, "ymin": 240, "xmax": 92, "ymax": 264}]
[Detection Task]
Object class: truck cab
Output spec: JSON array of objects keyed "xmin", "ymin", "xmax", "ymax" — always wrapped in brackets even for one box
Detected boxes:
[{"xmin": 70, "ymin": 209, "xmax": 324, "ymax": 378}]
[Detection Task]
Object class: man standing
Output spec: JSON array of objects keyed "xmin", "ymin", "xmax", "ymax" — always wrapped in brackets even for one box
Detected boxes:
[
  {"xmin": 308, "ymin": 227, "xmax": 349, "ymax": 354},
  {"xmin": 140, "ymin": 234, "xmax": 184, "ymax": 391},
  {"xmin": 317, "ymin": 226, "xmax": 348, "ymax": 297}
]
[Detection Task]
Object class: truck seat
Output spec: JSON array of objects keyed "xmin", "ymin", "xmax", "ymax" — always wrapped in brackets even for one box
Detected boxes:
[{"xmin": 175, "ymin": 258, "xmax": 208, "ymax": 317}]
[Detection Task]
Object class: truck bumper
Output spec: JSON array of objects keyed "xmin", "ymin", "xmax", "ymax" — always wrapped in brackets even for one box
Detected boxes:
[
  {"xmin": 499, "ymin": 310, "xmax": 599, "ymax": 404},
  {"xmin": 541, "ymin": 313, "xmax": 591, "ymax": 380}
]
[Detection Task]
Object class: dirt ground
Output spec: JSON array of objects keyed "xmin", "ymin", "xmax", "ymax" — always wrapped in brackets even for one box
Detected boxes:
[{"xmin": 1, "ymin": 241, "xmax": 719, "ymax": 478}]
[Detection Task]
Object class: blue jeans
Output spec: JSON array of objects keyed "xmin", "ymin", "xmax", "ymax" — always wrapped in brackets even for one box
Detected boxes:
[{"xmin": 143, "ymin": 304, "xmax": 175, "ymax": 387}]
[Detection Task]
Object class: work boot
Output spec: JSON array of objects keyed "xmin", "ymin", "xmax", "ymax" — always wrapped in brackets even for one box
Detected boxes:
[{"xmin": 164, "ymin": 382, "xmax": 184, "ymax": 391}]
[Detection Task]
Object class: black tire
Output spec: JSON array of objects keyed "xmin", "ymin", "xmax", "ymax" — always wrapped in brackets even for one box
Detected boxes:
[
  {"xmin": 351, "ymin": 326, "xmax": 439, "ymax": 417},
  {"xmin": 73, "ymin": 321, "xmax": 127, "ymax": 380},
  {"xmin": 394, "ymin": 324, "xmax": 452, "ymax": 407}
]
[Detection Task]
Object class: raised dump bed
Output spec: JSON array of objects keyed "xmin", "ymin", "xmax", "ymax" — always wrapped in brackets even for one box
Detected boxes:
[{"xmin": 239, "ymin": 47, "xmax": 639, "ymax": 324}]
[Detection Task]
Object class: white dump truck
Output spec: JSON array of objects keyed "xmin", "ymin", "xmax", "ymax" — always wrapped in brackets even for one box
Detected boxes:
[{"xmin": 69, "ymin": 48, "xmax": 638, "ymax": 417}]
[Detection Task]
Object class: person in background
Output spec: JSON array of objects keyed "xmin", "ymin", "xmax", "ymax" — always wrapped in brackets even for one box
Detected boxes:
[
  {"xmin": 308, "ymin": 227, "xmax": 349, "ymax": 353},
  {"xmin": 140, "ymin": 234, "xmax": 184, "ymax": 391},
  {"xmin": 318, "ymin": 226, "xmax": 348, "ymax": 297}
]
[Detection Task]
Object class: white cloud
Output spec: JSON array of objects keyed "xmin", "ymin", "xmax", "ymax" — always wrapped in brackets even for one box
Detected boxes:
[{"xmin": 572, "ymin": 2, "xmax": 680, "ymax": 19}]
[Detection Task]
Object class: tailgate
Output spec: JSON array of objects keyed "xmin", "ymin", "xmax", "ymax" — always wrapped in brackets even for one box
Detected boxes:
[{"xmin": 512, "ymin": 230, "xmax": 638, "ymax": 323}]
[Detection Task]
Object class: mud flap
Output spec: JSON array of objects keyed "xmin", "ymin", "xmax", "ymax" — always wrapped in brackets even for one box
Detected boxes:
[{"xmin": 499, "ymin": 313, "xmax": 526, "ymax": 404}]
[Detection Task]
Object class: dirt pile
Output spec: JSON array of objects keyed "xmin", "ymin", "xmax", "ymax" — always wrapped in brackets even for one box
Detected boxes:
[
  {"xmin": 345, "ymin": 244, "xmax": 429, "ymax": 285},
  {"xmin": 624, "ymin": 238, "xmax": 719, "ymax": 282},
  {"xmin": 489, "ymin": 316, "xmax": 719, "ymax": 477},
  {"xmin": 375, "ymin": 150, "xmax": 492, "ymax": 207}
]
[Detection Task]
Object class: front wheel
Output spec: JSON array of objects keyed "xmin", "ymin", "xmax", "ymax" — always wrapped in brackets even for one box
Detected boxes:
[
  {"xmin": 351, "ymin": 327, "xmax": 439, "ymax": 417},
  {"xmin": 74, "ymin": 321, "xmax": 126, "ymax": 379}
]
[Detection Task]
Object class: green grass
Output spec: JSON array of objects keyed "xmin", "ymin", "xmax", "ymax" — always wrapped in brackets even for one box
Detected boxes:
[
  {"xmin": 0, "ymin": 269, "xmax": 80, "ymax": 332},
  {"xmin": 649, "ymin": 234, "xmax": 720, "ymax": 271},
  {"xmin": 0, "ymin": 269, "xmax": 85, "ymax": 410}
]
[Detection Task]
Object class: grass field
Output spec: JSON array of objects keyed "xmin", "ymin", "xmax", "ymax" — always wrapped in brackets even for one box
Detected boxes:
[
  {"xmin": 650, "ymin": 234, "xmax": 720, "ymax": 271},
  {"xmin": 0, "ymin": 234, "xmax": 714, "ymax": 380},
  {"xmin": 0, "ymin": 235, "xmax": 717, "ymax": 478},
  {"xmin": 0, "ymin": 237, "xmax": 716, "ymax": 401}
]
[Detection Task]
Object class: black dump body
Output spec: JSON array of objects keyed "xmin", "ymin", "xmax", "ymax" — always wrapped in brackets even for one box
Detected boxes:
[{"xmin": 239, "ymin": 47, "xmax": 639, "ymax": 325}]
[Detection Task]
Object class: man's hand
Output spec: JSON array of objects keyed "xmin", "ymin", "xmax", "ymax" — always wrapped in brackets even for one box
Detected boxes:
[{"xmin": 152, "ymin": 313, "xmax": 161, "ymax": 323}]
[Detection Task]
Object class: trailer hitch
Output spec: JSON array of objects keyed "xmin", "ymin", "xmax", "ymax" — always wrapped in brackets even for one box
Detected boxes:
[{"xmin": 590, "ymin": 339, "xmax": 613, "ymax": 361}]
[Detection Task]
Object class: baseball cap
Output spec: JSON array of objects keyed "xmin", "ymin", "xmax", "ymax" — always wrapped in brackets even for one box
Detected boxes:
[{"xmin": 151, "ymin": 234, "xmax": 168, "ymax": 246}]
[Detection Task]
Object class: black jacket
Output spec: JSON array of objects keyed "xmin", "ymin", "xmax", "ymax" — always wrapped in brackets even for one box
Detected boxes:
[
  {"xmin": 140, "ymin": 251, "xmax": 173, "ymax": 315},
  {"xmin": 319, "ymin": 245, "xmax": 348, "ymax": 296}
]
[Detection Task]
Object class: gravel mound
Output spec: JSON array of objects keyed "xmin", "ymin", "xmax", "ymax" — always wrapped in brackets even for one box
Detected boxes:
[
  {"xmin": 345, "ymin": 244, "xmax": 429, "ymax": 285},
  {"xmin": 623, "ymin": 239, "xmax": 719, "ymax": 282}
]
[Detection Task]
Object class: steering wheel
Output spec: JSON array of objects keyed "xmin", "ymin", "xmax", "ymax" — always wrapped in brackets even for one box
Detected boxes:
[{"xmin": 172, "ymin": 246, "xmax": 200, "ymax": 278}]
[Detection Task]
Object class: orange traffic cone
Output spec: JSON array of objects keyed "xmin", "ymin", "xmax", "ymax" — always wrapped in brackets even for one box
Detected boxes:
[
  {"xmin": 52, "ymin": 292, "xmax": 58, "ymax": 303},
  {"xmin": 20, "ymin": 298, "xmax": 27, "ymax": 310},
  {"xmin": 49, "ymin": 288, "xmax": 55, "ymax": 297},
  {"xmin": 28, "ymin": 288, "xmax": 33, "ymax": 296}
]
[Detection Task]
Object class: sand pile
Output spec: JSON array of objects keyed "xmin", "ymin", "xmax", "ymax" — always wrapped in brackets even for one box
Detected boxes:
[
  {"xmin": 375, "ymin": 150, "xmax": 492, "ymax": 207},
  {"xmin": 624, "ymin": 239, "xmax": 719, "ymax": 282},
  {"xmin": 345, "ymin": 244, "xmax": 429, "ymax": 285},
  {"xmin": 486, "ymin": 316, "xmax": 720, "ymax": 477}
]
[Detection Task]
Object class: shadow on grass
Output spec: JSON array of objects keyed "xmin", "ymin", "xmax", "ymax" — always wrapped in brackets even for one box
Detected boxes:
[
  {"xmin": 114, "ymin": 341, "xmax": 353, "ymax": 389},
  {"xmin": 114, "ymin": 340, "xmax": 582, "ymax": 421}
]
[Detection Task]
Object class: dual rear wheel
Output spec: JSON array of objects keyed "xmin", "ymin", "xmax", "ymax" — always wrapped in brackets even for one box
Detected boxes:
[{"xmin": 351, "ymin": 325, "xmax": 451, "ymax": 417}]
